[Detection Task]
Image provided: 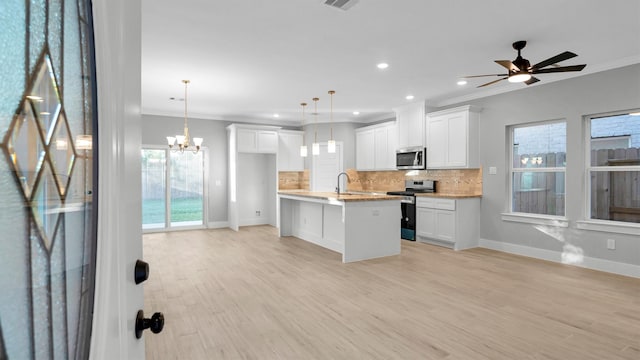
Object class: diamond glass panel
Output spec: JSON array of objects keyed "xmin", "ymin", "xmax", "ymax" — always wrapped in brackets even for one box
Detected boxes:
[
  {"xmin": 7, "ymin": 101, "xmax": 46, "ymax": 200},
  {"xmin": 30, "ymin": 56, "xmax": 62, "ymax": 143},
  {"xmin": 0, "ymin": 0, "xmax": 26, "ymax": 139},
  {"xmin": 50, "ymin": 112, "xmax": 76, "ymax": 197},
  {"xmin": 31, "ymin": 162, "xmax": 62, "ymax": 251}
]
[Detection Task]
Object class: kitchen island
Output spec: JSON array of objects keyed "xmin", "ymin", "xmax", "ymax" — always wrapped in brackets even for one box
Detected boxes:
[{"xmin": 278, "ymin": 191, "xmax": 401, "ymax": 263}]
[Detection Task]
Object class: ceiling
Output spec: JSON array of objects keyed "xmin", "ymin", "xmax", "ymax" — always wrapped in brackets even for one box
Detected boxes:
[{"xmin": 141, "ymin": 0, "xmax": 640, "ymax": 126}]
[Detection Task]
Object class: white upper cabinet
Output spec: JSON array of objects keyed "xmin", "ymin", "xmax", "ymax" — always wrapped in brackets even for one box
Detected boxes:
[
  {"xmin": 356, "ymin": 128, "xmax": 375, "ymax": 170},
  {"xmin": 355, "ymin": 121, "xmax": 396, "ymax": 171},
  {"xmin": 237, "ymin": 128, "xmax": 279, "ymax": 153},
  {"xmin": 425, "ymin": 105, "xmax": 480, "ymax": 169},
  {"xmin": 394, "ymin": 101, "xmax": 425, "ymax": 149},
  {"xmin": 278, "ymin": 130, "xmax": 304, "ymax": 171}
]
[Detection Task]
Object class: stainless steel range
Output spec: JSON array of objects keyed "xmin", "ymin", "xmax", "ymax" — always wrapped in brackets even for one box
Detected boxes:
[{"xmin": 387, "ymin": 180, "xmax": 436, "ymax": 241}]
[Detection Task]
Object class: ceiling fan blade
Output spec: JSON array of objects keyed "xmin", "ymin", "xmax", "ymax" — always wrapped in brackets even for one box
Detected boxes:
[
  {"xmin": 478, "ymin": 77, "xmax": 508, "ymax": 88},
  {"xmin": 463, "ymin": 74, "xmax": 506, "ymax": 78},
  {"xmin": 532, "ymin": 64, "xmax": 586, "ymax": 74},
  {"xmin": 531, "ymin": 51, "xmax": 577, "ymax": 70},
  {"xmin": 495, "ymin": 60, "xmax": 520, "ymax": 72},
  {"xmin": 525, "ymin": 76, "xmax": 540, "ymax": 85}
]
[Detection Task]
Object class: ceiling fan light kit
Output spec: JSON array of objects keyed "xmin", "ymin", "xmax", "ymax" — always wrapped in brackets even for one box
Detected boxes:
[{"xmin": 466, "ymin": 40, "xmax": 587, "ymax": 88}]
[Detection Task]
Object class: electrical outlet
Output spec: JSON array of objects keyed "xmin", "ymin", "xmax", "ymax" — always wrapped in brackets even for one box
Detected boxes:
[
  {"xmin": 489, "ymin": 166, "xmax": 497, "ymax": 175},
  {"xmin": 607, "ymin": 239, "xmax": 615, "ymax": 250},
  {"xmin": 372, "ymin": 209, "xmax": 380, "ymax": 216},
  {"xmin": 215, "ymin": 180, "xmax": 221, "ymax": 186},
  {"xmin": 255, "ymin": 210, "xmax": 261, "ymax": 216}
]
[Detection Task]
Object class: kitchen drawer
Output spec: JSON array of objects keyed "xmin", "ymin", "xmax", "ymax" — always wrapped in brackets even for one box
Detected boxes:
[{"xmin": 416, "ymin": 197, "xmax": 455, "ymax": 211}]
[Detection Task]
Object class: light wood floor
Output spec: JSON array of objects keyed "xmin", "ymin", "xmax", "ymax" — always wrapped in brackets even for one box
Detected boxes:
[{"xmin": 143, "ymin": 226, "xmax": 640, "ymax": 359}]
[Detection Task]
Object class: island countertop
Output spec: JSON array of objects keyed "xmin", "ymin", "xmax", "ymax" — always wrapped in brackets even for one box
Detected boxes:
[{"xmin": 277, "ymin": 190, "xmax": 401, "ymax": 202}]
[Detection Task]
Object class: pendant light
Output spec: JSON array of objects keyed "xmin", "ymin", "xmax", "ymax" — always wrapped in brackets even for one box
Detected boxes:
[
  {"xmin": 312, "ymin": 97, "xmax": 320, "ymax": 156},
  {"xmin": 166, "ymin": 80, "xmax": 203, "ymax": 153},
  {"xmin": 299, "ymin": 102, "xmax": 308, "ymax": 157},
  {"xmin": 327, "ymin": 90, "xmax": 336, "ymax": 153}
]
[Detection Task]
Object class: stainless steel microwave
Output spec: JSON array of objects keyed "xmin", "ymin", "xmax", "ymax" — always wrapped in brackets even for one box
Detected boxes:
[{"xmin": 396, "ymin": 147, "xmax": 426, "ymax": 170}]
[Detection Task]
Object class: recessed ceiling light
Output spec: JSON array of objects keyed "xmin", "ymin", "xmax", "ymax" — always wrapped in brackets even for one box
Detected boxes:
[
  {"xmin": 630, "ymin": 112, "xmax": 640, "ymax": 116},
  {"xmin": 457, "ymin": 80, "xmax": 468, "ymax": 86},
  {"xmin": 353, "ymin": 111, "xmax": 360, "ymax": 115},
  {"xmin": 273, "ymin": 113, "xmax": 279, "ymax": 118},
  {"xmin": 377, "ymin": 63, "xmax": 389, "ymax": 69},
  {"xmin": 405, "ymin": 95, "xmax": 414, "ymax": 100}
]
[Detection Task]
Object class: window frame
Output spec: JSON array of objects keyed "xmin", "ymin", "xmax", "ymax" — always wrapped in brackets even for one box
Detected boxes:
[
  {"xmin": 578, "ymin": 109, "xmax": 640, "ymax": 235},
  {"xmin": 502, "ymin": 119, "xmax": 568, "ymax": 226}
]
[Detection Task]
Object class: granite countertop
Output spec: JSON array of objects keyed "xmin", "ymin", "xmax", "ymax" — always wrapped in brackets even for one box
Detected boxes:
[
  {"xmin": 415, "ymin": 193, "xmax": 482, "ymax": 199},
  {"xmin": 277, "ymin": 190, "xmax": 401, "ymax": 202}
]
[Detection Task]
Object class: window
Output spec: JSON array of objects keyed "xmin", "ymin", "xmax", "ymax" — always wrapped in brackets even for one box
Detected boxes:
[
  {"xmin": 586, "ymin": 111, "xmax": 640, "ymax": 224},
  {"xmin": 509, "ymin": 121, "xmax": 566, "ymax": 217}
]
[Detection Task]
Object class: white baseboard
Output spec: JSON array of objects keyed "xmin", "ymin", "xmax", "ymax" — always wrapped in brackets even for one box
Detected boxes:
[
  {"xmin": 479, "ymin": 238, "xmax": 640, "ymax": 278},
  {"xmin": 207, "ymin": 221, "xmax": 230, "ymax": 229},
  {"xmin": 239, "ymin": 218, "xmax": 269, "ymax": 227}
]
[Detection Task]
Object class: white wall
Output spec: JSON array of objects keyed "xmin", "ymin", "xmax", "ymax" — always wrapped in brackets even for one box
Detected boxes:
[
  {"xmin": 141, "ymin": 115, "xmax": 229, "ymax": 225},
  {"xmin": 441, "ymin": 64, "xmax": 640, "ymax": 272}
]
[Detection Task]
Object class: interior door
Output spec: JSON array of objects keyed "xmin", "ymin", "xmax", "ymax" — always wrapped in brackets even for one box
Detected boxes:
[{"xmin": 0, "ymin": 0, "xmax": 99, "ymax": 358}]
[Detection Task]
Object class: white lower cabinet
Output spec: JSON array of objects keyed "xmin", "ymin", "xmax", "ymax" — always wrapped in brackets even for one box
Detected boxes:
[{"xmin": 416, "ymin": 197, "xmax": 479, "ymax": 250}]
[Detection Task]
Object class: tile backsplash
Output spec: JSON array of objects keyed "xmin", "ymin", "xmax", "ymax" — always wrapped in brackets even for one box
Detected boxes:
[{"xmin": 278, "ymin": 168, "xmax": 482, "ymax": 196}]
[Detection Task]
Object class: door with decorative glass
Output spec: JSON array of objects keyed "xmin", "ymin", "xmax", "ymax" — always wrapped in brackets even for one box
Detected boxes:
[{"xmin": 0, "ymin": 0, "xmax": 98, "ymax": 358}]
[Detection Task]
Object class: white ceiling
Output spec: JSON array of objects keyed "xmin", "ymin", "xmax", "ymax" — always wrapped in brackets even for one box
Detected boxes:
[{"xmin": 141, "ymin": 0, "xmax": 640, "ymax": 126}]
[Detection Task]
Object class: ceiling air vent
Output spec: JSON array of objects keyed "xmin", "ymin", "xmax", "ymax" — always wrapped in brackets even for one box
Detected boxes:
[{"xmin": 324, "ymin": 0, "xmax": 359, "ymax": 11}]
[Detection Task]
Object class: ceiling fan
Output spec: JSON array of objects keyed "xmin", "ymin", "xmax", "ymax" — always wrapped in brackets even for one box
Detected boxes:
[{"xmin": 465, "ymin": 41, "xmax": 587, "ymax": 88}]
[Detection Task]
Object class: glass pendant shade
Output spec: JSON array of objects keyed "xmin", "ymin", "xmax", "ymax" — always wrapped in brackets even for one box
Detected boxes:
[
  {"xmin": 327, "ymin": 139, "xmax": 336, "ymax": 153},
  {"xmin": 300, "ymin": 145, "xmax": 308, "ymax": 157},
  {"xmin": 193, "ymin": 137, "xmax": 203, "ymax": 147},
  {"xmin": 312, "ymin": 142, "xmax": 320, "ymax": 156},
  {"xmin": 167, "ymin": 136, "xmax": 176, "ymax": 146},
  {"xmin": 175, "ymin": 135, "xmax": 186, "ymax": 145}
]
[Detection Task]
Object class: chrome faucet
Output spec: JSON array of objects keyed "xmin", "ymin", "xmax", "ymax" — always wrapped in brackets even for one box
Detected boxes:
[{"xmin": 336, "ymin": 172, "xmax": 349, "ymax": 194}]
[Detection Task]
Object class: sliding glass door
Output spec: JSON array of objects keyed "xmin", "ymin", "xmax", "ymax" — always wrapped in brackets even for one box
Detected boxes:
[{"xmin": 142, "ymin": 147, "xmax": 205, "ymax": 230}]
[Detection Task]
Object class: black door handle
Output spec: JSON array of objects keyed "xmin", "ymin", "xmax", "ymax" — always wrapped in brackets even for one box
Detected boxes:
[
  {"xmin": 135, "ymin": 310, "xmax": 164, "ymax": 339},
  {"xmin": 134, "ymin": 259, "xmax": 150, "ymax": 284}
]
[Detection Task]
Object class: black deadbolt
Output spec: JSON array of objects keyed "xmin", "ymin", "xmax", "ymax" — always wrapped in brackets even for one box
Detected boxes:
[
  {"xmin": 135, "ymin": 310, "xmax": 164, "ymax": 339},
  {"xmin": 134, "ymin": 259, "xmax": 149, "ymax": 284}
]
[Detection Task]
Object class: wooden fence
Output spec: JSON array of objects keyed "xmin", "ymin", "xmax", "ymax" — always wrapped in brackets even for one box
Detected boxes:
[
  {"xmin": 513, "ymin": 152, "xmax": 565, "ymax": 216},
  {"xmin": 513, "ymin": 148, "xmax": 640, "ymax": 222},
  {"xmin": 591, "ymin": 148, "xmax": 640, "ymax": 222}
]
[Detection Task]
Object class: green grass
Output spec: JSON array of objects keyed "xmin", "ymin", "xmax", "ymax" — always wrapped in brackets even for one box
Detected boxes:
[{"xmin": 142, "ymin": 197, "xmax": 203, "ymax": 224}]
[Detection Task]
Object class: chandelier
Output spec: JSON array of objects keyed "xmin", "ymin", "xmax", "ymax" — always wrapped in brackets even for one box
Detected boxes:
[{"xmin": 166, "ymin": 80, "xmax": 203, "ymax": 153}]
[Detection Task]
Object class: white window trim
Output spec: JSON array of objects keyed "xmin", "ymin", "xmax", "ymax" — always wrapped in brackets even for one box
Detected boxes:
[
  {"xmin": 576, "ymin": 220, "xmax": 640, "ymax": 236},
  {"xmin": 507, "ymin": 120, "xmax": 567, "ymax": 220},
  {"xmin": 583, "ymin": 110, "xmax": 640, "ymax": 229},
  {"xmin": 501, "ymin": 212, "xmax": 569, "ymax": 227}
]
